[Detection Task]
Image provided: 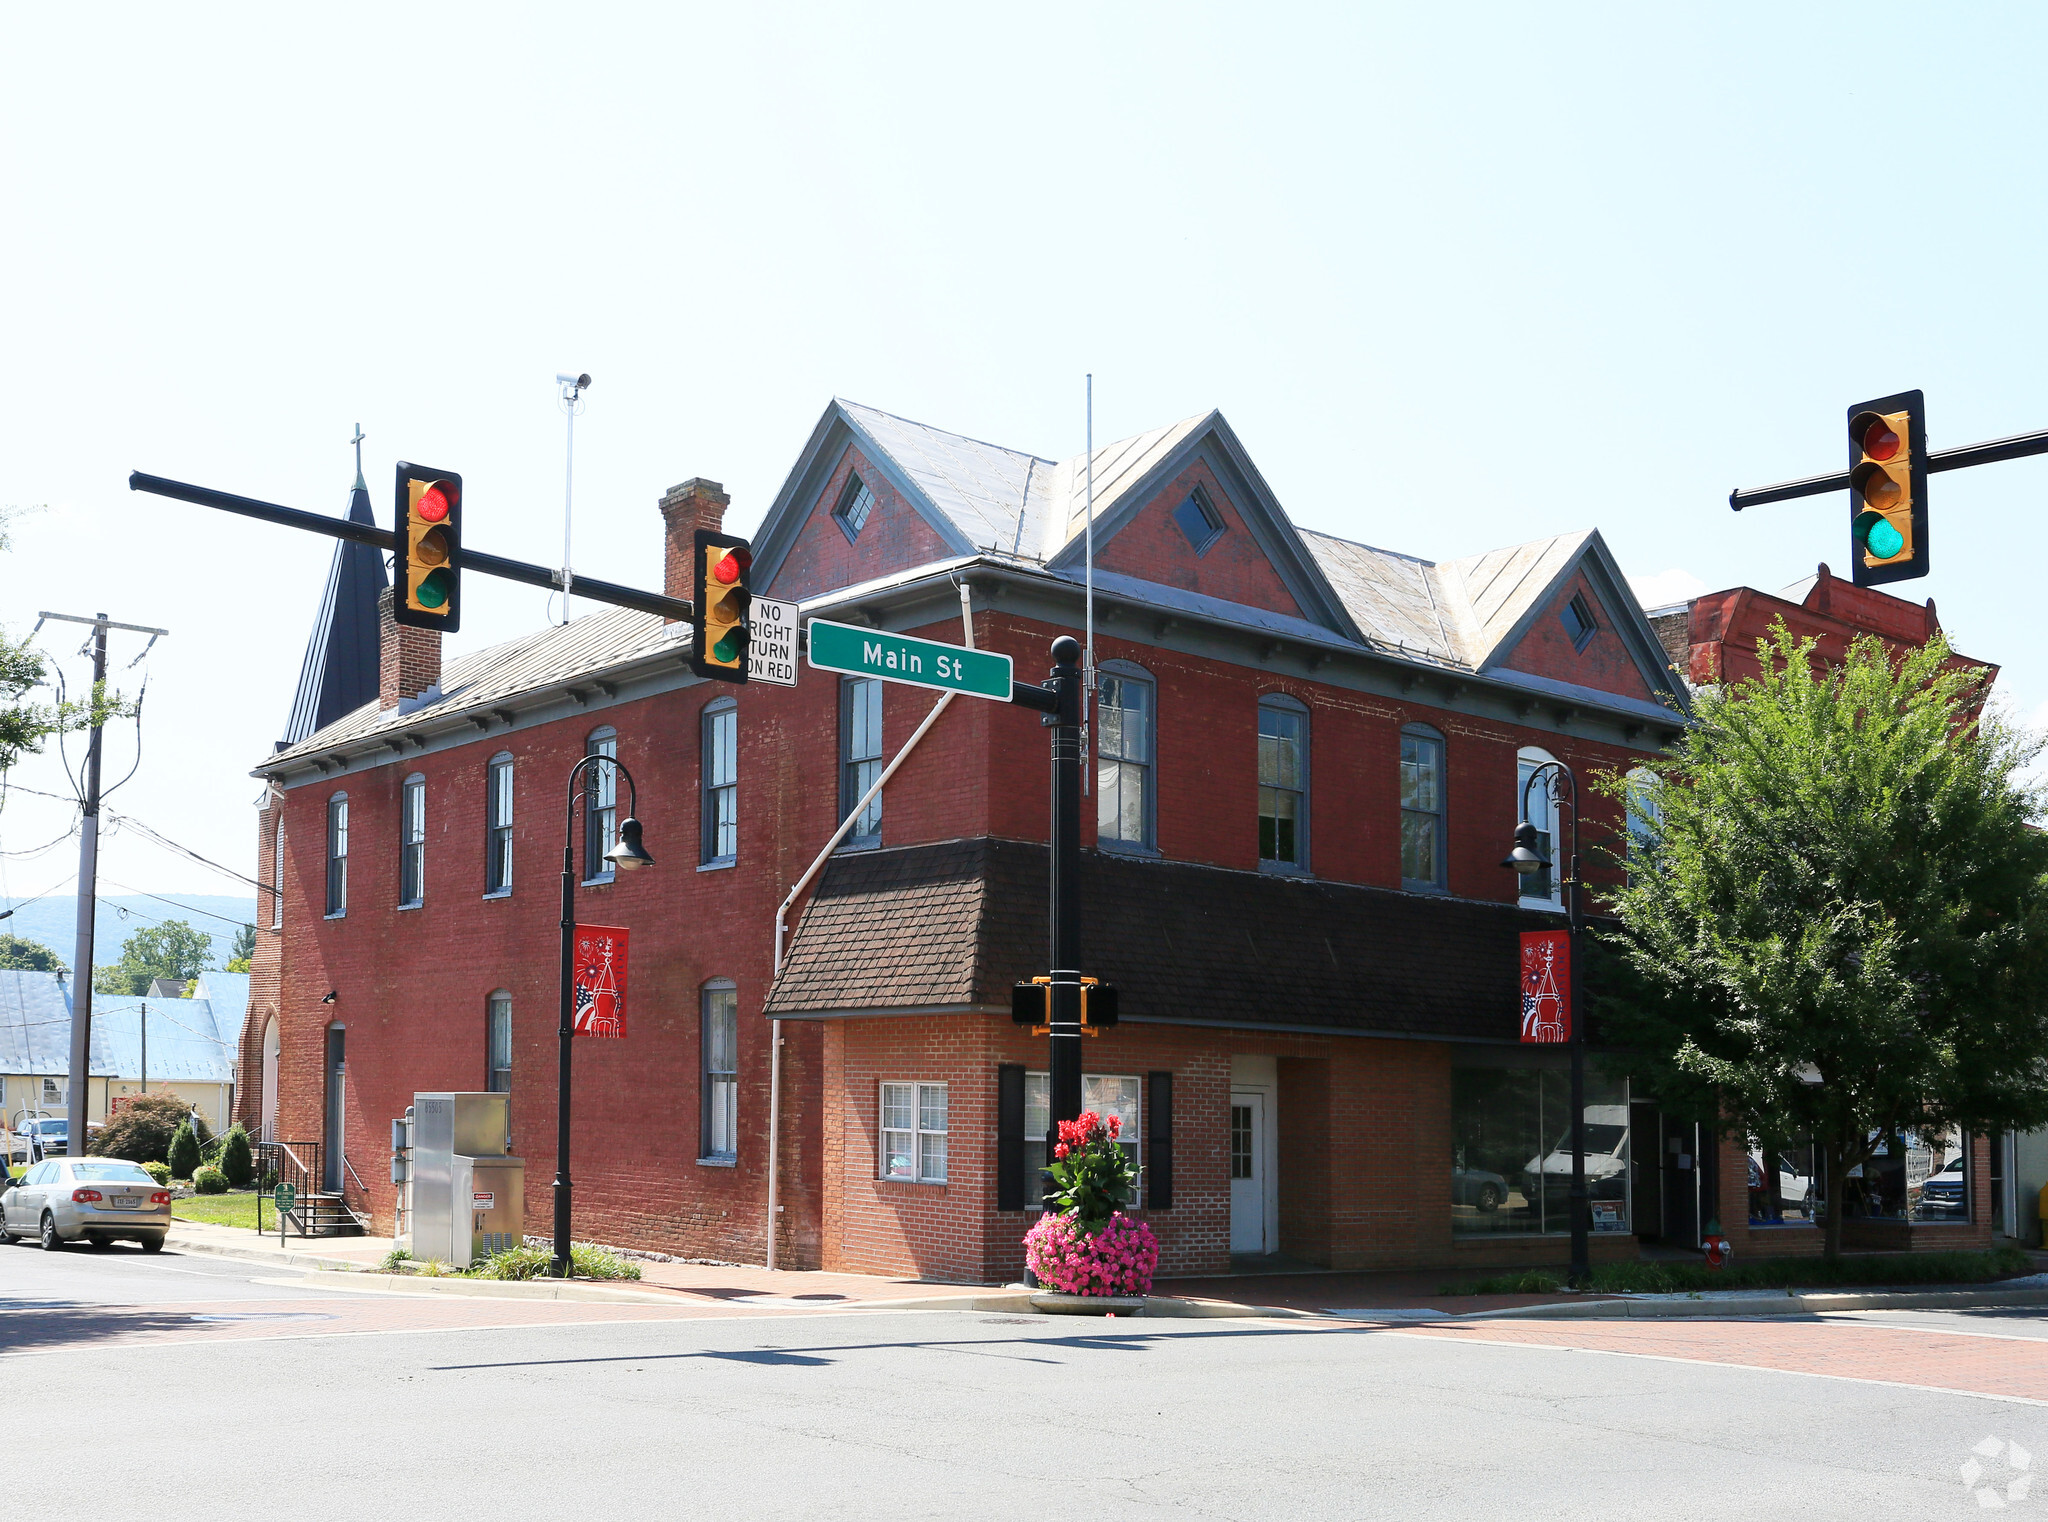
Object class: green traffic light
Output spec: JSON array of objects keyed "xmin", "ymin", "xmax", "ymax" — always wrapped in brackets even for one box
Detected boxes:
[
  {"xmin": 416, "ymin": 569, "xmax": 451, "ymax": 608},
  {"xmin": 1857, "ymin": 512, "xmax": 1906, "ymax": 561},
  {"xmin": 713, "ymin": 628, "xmax": 744, "ymax": 663}
]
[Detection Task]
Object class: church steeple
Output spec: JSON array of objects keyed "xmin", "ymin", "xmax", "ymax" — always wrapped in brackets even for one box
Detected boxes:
[{"xmin": 280, "ymin": 427, "xmax": 390, "ymax": 748}]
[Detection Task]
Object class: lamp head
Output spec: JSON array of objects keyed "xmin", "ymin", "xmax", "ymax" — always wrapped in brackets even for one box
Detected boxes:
[
  {"xmin": 605, "ymin": 816, "xmax": 655, "ymax": 872},
  {"xmin": 1501, "ymin": 821, "xmax": 1548, "ymax": 876}
]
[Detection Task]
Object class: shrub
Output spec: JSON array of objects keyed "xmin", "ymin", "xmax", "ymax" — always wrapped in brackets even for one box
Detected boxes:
[
  {"xmin": 142, "ymin": 1162, "xmax": 171, "ymax": 1187},
  {"xmin": 1448, "ymin": 1247, "xmax": 2033, "ymax": 1298},
  {"xmin": 468, "ymin": 1242, "xmax": 644, "ymax": 1281},
  {"xmin": 1024, "ymin": 1212, "xmax": 1158, "ymax": 1297},
  {"xmin": 88, "ymin": 1094, "xmax": 193, "ymax": 1164},
  {"xmin": 193, "ymin": 1166, "xmax": 228, "ymax": 1195},
  {"xmin": 378, "ymin": 1247, "xmax": 415, "ymax": 1273},
  {"xmin": 166, "ymin": 1121, "xmax": 202, "ymax": 1181},
  {"xmin": 217, "ymin": 1127, "xmax": 254, "ymax": 1189}
]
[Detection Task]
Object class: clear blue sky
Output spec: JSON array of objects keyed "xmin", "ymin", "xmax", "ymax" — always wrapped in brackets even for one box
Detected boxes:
[{"xmin": 2, "ymin": 4, "xmax": 2043, "ymax": 900}]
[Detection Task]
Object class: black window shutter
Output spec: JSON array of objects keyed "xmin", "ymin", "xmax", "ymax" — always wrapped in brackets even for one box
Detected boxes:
[
  {"xmin": 997, "ymin": 1064, "xmax": 1025, "ymax": 1212},
  {"xmin": 1147, "ymin": 1070, "xmax": 1173, "ymax": 1209}
]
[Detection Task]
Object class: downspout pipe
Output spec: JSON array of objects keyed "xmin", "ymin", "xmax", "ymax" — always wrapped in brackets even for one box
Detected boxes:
[{"xmin": 764, "ymin": 581, "xmax": 976, "ymax": 1270}]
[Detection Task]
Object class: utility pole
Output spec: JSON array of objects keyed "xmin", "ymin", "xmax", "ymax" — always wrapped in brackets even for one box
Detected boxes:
[
  {"xmin": 66, "ymin": 613, "xmax": 107, "ymax": 1157},
  {"xmin": 40, "ymin": 610, "xmax": 168, "ymax": 1158}
]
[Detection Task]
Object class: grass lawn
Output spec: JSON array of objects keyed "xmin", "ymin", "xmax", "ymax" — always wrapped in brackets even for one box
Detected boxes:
[{"xmin": 170, "ymin": 1191, "xmax": 266, "ymax": 1230}]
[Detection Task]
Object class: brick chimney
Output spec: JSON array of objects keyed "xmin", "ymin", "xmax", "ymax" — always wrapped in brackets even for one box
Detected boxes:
[
  {"xmin": 378, "ymin": 587, "xmax": 443, "ymax": 709},
  {"xmin": 659, "ymin": 478, "xmax": 731, "ymax": 618}
]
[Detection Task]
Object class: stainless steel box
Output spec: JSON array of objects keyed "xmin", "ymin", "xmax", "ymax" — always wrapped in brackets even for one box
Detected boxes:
[{"xmin": 409, "ymin": 1093, "xmax": 517, "ymax": 1268}]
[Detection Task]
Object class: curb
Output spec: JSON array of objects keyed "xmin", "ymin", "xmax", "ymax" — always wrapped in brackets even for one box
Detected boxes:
[
  {"xmin": 1459, "ymin": 1286, "xmax": 2048, "ymax": 1319},
  {"xmin": 274, "ymin": 1268, "xmax": 701, "ymax": 1306},
  {"xmin": 869, "ymin": 1290, "xmax": 1312, "ymax": 1319},
  {"xmin": 169, "ymin": 1232, "xmax": 386, "ymax": 1276}
]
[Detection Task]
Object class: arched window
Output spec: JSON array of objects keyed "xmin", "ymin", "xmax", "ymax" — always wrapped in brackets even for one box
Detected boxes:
[
  {"xmin": 1625, "ymin": 765, "xmax": 1664, "ymax": 879},
  {"xmin": 702, "ymin": 697, "xmax": 738, "ymax": 866},
  {"xmin": 325, "ymin": 793, "xmax": 349, "ymax": 917},
  {"xmin": 1516, "ymin": 747, "xmax": 1562, "ymax": 908},
  {"xmin": 399, "ymin": 773, "xmax": 426, "ymax": 907},
  {"xmin": 1097, "ymin": 660, "xmax": 1155, "ymax": 852},
  {"xmin": 486, "ymin": 991, "xmax": 512, "ymax": 1093},
  {"xmin": 584, "ymin": 726, "xmax": 618, "ymax": 881},
  {"xmin": 1257, "ymin": 694, "xmax": 1308, "ymax": 872},
  {"xmin": 485, "ymin": 752, "xmax": 514, "ymax": 895},
  {"xmin": 700, "ymin": 980, "xmax": 738, "ymax": 1162},
  {"xmin": 1399, "ymin": 725, "xmax": 1446, "ymax": 890}
]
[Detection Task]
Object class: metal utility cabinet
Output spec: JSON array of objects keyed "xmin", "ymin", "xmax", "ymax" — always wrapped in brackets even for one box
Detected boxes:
[{"xmin": 405, "ymin": 1092, "xmax": 523, "ymax": 1268}]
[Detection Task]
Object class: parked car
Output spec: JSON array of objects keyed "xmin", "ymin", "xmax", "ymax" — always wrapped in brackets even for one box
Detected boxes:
[
  {"xmin": 1912, "ymin": 1156, "xmax": 1967, "ymax": 1217},
  {"xmin": 1523, "ymin": 1108, "xmax": 1631, "ymax": 1203},
  {"xmin": 13, "ymin": 1116, "xmax": 72, "ymax": 1158},
  {"xmin": 0, "ymin": 1158, "xmax": 171, "ymax": 1251}
]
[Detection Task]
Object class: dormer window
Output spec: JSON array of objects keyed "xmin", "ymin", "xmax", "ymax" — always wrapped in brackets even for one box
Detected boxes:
[
  {"xmin": 834, "ymin": 474, "xmax": 877, "ymax": 542},
  {"xmin": 1561, "ymin": 592, "xmax": 1598, "ymax": 651},
  {"xmin": 1172, "ymin": 487, "xmax": 1224, "ymax": 555}
]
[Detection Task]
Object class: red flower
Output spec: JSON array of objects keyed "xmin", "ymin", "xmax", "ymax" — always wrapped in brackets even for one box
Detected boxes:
[{"xmin": 1054, "ymin": 1142, "xmax": 1069, "ymax": 1160}]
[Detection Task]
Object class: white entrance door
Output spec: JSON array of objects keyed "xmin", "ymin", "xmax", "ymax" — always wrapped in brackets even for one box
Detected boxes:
[{"xmin": 1229, "ymin": 1091, "xmax": 1268, "ymax": 1254}]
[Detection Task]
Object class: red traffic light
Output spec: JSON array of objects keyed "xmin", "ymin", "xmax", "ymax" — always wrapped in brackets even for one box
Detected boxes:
[
  {"xmin": 712, "ymin": 548, "xmax": 748, "ymax": 585},
  {"xmin": 1858, "ymin": 419, "xmax": 1900, "ymax": 462},
  {"xmin": 416, "ymin": 484, "xmax": 452, "ymax": 523}
]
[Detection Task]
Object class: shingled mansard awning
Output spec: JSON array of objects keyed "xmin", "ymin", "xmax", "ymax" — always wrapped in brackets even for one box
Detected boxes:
[{"xmin": 765, "ymin": 837, "xmax": 1604, "ymax": 1043}]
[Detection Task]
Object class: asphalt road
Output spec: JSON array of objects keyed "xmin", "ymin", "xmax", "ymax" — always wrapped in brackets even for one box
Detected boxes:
[{"xmin": 6, "ymin": 1242, "xmax": 2045, "ymax": 1521}]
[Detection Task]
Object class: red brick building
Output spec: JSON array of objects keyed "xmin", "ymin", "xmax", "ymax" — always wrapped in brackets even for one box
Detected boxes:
[{"xmin": 242, "ymin": 397, "xmax": 1718, "ymax": 1281}]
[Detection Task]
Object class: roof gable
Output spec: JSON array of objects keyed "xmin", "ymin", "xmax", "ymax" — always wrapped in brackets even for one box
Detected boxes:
[
  {"xmin": 761, "ymin": 436, "xmax": 962, "ymax": 602},
  {"xmin": 1497, "ymin": 571, "xmax": 1658, "ymax": 704}
]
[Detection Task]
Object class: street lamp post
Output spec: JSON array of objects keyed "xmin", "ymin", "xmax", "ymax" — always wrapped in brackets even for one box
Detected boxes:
[
  {"xmin": 1503, "ymin": 760, "xmax": 1590, "ymax": 1290},
  {"xmin": 555, "ymin": 754, "xmax": 655, "ymax": 1278}
]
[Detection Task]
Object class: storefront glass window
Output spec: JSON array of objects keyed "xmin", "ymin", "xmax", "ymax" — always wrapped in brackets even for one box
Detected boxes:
[
  {"xmin": 1746, "ymin": 1139, "xmax": 1822, "ymax": 1226},
  {"xmin": 1844, "ymin": 1127, "xmax": 1968, "ymax": 1222},
  {"xmin": 1451, "ymin": 1064, "xmax": 1630, "ymax": 1237}
]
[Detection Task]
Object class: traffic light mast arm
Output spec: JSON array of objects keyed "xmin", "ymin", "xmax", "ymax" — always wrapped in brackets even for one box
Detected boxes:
[
  {"xmin": 128, "ymin": 472, "xmax": 694, "ymax": 622},
  {"xmin": 1728, "ymin": 423, "xmax": 2048, "ymax": 510}
]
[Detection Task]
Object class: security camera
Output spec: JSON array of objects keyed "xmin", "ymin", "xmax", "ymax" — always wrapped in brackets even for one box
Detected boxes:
[{"xmin": 556, "ymin": 372, "xmax": 591, "ymax": 391}]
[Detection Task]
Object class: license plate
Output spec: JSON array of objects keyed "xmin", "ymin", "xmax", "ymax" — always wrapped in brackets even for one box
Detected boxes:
[{"xmin": 111, "ymin": 1196, "xmax": 141, "ymax": 1209}]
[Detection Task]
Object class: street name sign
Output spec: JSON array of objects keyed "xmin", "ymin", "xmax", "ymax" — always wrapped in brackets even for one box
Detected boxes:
[
  {"xmin": 807, "ymin": 619, "xmax": 1013, "ymax": 701},
  {"xmin": 747, "ymin": 598, "xmax": 797, "ymax": 686}
]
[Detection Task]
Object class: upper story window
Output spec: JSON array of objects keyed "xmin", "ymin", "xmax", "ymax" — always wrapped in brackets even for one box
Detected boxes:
[
  {"xmin": 1172, "ymin": 486, "xmax": 1224, "ymax": 555},
  {"xmin": 702, "ymin": 699, "xmax": 737, "ymax": 866},
  {"xmin": 486, "ymin": 991, "xmax": 512, "ymax": 1093},
  {"xmin": 1096, "ymin": 663, "xmax": 1155, "ymax": 852},
  {"xmin": 1399, "ymin": 725, "xmax": 1446, "ymax": 890},
  {"xmin": 840, "ymin": 677, "xmax": 883, "ymax": 847},
  {"xmin": 1258, "ymin": 696, "xmax": 1307, "ymax": 872},
  {"xmin": 834, "ymin": 473, "xmax": 877, "ymax": 542},
  {"xmin": 701, "ymin": 981, "xmax": 738, "ymax": 1162},
  {"xmin": 1625, "ymin": 765, "xmax": 1664, "ymax": 880},
  {"xmin": 270, "ymin": 813, "xmax": 284, "ymax": 929},
  {"xmin": 485, "ymin": 753, "xmax": 514, "ymax": 896},
  {"xmin": 1560, "ymin": 592, "xmax": 1598, "ymax": 651},
  {"xmin": 1516, "ymin": 747, "xmax": 1560, "ymax": 907},
  {"xmin": 399, "ymin": 774, "xmax": 426, "ymax": 907},
  {"xmin": 584, "ymin": 727, "xmax": 618, "ymax": 883},
  {"xmin": 325, "ymin": 793, "xmax": 348, "ymax": 917}
]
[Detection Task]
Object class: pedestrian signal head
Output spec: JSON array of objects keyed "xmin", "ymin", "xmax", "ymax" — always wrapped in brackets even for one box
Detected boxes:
[
  {"xmin": 394, "ymin": 462, "xmax": 462, "ymax": 630},
  {"xmin": 1846, "ymin": 391, "xmax": 1927, "ymax": 586}
]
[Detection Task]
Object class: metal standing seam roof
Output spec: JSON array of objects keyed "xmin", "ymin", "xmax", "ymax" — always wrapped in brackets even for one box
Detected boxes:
[
  {"xmin": 265, "ymin": 605, "xmax": 685, "ymax": 770},
  {"xmin": 0, "ymin": 970, "xmax": 109, "ymax": 1078}
]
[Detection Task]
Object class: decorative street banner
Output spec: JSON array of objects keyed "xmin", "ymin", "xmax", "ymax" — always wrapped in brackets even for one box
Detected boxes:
[
  {"xmin": 573, "ymin": 924, "xmax": 630, "ymax": 1039},
  {"xmin": 1519, "ymin": 929, "xmax": 1570, "ymax": 1044}
]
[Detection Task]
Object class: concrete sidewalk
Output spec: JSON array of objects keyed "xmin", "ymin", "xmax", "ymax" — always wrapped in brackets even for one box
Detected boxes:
[{"xmin": 167, "ymin": 1217, "xmax": 1004, "ymax": 1310}]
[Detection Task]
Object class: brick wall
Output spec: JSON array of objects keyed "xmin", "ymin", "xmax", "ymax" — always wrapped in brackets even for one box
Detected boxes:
[
  {"xmin": 1094, "ymin": 457, "xmax": 1304, "ymax": 616},
  {"xmin": 764, "ymin": 444, "xmax": 956, "ymax": 602},
  {"xmin": 377, "ymin": 589, "xmax": 442, "ymax": 709}
]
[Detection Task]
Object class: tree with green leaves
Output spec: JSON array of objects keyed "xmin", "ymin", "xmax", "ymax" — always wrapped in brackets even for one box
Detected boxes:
[
  {"xmin": 1596, "ymin": 624, "xmax": 2048, "ymax": 1261},
  {"xmin": 0, "ymin": 933, "xmax": 64, "ymax": 972},
  {"xmin": 225, "ymin": 922, "xmax": 255, "ymax": 974},
  {"xmin": 0, "ymin": 506, "xmax": 134, "ymax": 781},
  {"xmin": 93, "ymin": 919, "xmax": 215, "ymax": 997}
]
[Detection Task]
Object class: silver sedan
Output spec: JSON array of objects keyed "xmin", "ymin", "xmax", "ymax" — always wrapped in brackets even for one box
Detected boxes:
[{"xmin": 1, "ymin": 1158, "xmax": 171, "ymax": 1251}]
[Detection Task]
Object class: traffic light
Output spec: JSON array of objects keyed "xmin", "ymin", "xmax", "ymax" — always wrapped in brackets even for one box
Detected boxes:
[
  {"xmin": 1080, "ymin": 977, "xmax": 1118, "ymax": 1033},
  {"xmin": 1847, "ymin": 390, "xmax": 1927, "ymax": 586},
  {"xmin": 394, "ymin": 462, "xmax": 462, "ymax": 631},
  {"xmin": 689, "ymin": 529, "xmax": 751, "ymax": 682}
]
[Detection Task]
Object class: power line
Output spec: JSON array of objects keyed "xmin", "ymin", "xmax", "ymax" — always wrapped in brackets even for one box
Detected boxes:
[{"xmin": 95, "ymin": 878, "xmax": 253, "ymax": 932}]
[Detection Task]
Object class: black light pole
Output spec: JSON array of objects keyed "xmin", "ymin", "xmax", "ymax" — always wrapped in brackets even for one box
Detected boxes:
[
  {"xmin": 555, "ymin": 754, "xmax": 655, "ymax": 1278},
  {"xmin": 1044, "ymin": 637, "xmax": 1086, "ymax": 1172},
  {"xmin": 1504, "ymin": 761, "xmax": 1589, "ymax": 1290}
]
